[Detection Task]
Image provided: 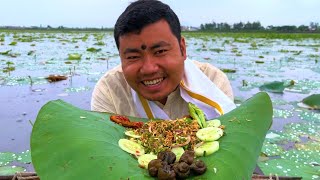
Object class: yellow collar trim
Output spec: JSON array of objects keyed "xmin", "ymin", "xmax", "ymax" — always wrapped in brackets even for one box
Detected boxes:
[
  {"xmin": 138, "ymin": 94, "xmax": 154, "ymax": 119},
  {"xmin": 180, "ymin": 81, "xmax": 224, "ymax": 115},
  {"xmin": 137, "ymin": 81, "xmax": 224, "ymax": 119}
]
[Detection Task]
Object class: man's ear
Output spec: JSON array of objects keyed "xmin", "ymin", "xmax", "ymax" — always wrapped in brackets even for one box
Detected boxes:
[{"xmin": 180, "ymin": 36, "xmax": 187, "ymax": 59}]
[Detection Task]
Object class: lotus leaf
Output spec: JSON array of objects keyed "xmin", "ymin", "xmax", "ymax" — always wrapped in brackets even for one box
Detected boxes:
[
  {"xmin": 302, "ymin": 94, "xmax": 320, "ymax": 110},
  {"xmin": 259, "ymin": 80, "xmax": 294, "ymax": 93},
  {"xmin": 67, "ymin": 53, "xmax": 82, "ymax": 60},
  {"xmin": 86, "ymin": 47, "xmax": 102, "ymax": 53},
  {"xmin": 0, "ymin": 166, "xmax": 25, "ymax": 176},
  {"xmin": 31, "ymin": 92, "xmax": 272, "ymax": 180}
]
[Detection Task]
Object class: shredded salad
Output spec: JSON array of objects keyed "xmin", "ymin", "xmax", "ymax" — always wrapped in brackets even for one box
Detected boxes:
[{"xmin": 133, "ymin": 118, "xmax": 201, "ymax": 154}]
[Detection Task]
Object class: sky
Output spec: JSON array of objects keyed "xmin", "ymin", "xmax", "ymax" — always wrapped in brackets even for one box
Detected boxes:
[{"xmin": 1, "ymin": 0, "xmax": 319, "ymax": 28}]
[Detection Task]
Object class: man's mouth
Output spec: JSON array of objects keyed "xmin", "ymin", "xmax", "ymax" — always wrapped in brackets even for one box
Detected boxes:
[{"xmin": 142, "ymin": 78, "xmax": 164, "ymax": 86}]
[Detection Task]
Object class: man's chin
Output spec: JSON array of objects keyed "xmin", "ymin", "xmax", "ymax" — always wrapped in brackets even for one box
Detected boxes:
[{"xmin": 142, "ymin": 94, "xmax": 167, "ymax": 103}]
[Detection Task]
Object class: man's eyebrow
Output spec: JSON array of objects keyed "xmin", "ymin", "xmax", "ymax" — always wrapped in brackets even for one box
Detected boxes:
[
  {"xmin": 123, "ymin": 48, "xmax": 140, "ymax": 54},
  {"xmin": 149, "ymin": 41, "xmax": 171, "ymax": 50}
]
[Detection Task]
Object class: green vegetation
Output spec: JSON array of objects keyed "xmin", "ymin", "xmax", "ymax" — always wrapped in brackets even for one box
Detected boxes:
[
  {"xmin": 200, "ymin": 21, "xmax": 320, "ymax": 33},
  {"xmin": 183, "ymin": 31, "xmax": 320, "ymax": 39},
  {"xmin": 86, "ymin": 47, "xmax": 102, "ymax": 52},
  {"xmin": 67, "ymin": 53, "xmax": 82, "ymax": 60},
  {"xmin": 2, "ymin": 61, "xmax": 15, "ymax": 73},
  {"xmin": 8, "ymin": 41, "xmax": 17, "ymax": 46}
]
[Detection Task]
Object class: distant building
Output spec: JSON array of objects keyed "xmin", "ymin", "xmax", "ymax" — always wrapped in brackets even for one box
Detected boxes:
[{"xmin": 181, "ymin": 26, "xmax": 200, "ymax": 31}]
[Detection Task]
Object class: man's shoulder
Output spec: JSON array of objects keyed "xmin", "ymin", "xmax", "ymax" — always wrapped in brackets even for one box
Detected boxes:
[
  {"xmin": 191, "ymin": 60, "xmax": 222, "ymax": 75},
  {"xmin": 96, "ymin": 65, "xmax": 129, "ymax": 89},
  {"xmin": 102, "ymin": 65, "xmax": 123, "ymax": 78}
]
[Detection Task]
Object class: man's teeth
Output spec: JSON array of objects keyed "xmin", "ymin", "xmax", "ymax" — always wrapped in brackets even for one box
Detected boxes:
[{"xmin": 143, "ymin": 78, "xmax": 163, "ymax": 86}]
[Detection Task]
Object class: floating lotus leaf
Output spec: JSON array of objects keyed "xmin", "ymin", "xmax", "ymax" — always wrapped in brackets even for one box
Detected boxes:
[
  {"xmin": 86, "ymin": 47, "xmax": 102, "ymax": 53},
  {"xmin": 0, "ymin": 152, "xmax": 16, "ymax": 166},
  {"xmin": 0, "ymin": 166, "xmax": 25, "ymax": 176},
  {"xmin": 221, "ymin": 68, "xmax": 236, "ymax": 73},
  {"xmin": 0, "ymin": 50, "xmax": 12, "ymax": 55},
  {"xmin": 258, "ymin": 150, "xmax": 320, "ymax": 179},
  {"xmin": 94, "ymin": 41, "xmax": 105, "ymax": 46},
  {"xmin": 302, "ymin": 94, "xmax": 320, "ymax": 110},
  {"xmin": 9, "ymin": 42, "xmax": 17, "ymax": 46},
  {"xmin": 16, "ymin": 150, "xmax": 32, "ymax": 163},
  {"xmin": 259, "ymin": 80, "xmax": 294, "ymax": 93},
  {"xmin": 67, "ymin": 53, "xmax": 82, "ymax": 60}
]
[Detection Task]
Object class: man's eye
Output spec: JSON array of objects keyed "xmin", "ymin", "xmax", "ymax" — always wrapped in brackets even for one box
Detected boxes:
[
  {"xmin": 127, "ymin": 56, "xmax": 139, "ymax": 59},
  {"xmin": 155, "ymin": 49, "xmax": 167, "ymax": 54}
]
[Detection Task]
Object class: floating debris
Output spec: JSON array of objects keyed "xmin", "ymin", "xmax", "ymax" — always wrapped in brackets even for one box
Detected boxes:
[{"xmin": 45, "ymin": 75, "xmax": 68, "ymax": 82}]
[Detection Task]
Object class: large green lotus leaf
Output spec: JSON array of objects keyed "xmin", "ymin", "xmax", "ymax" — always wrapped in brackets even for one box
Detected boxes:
[
  {"xmin": 31, "ymin": 92, "xmax": 272, "ymax": 180},
  {"xmin": 302, "ymin": 94, "xmax": 320, "ymax": 109}
]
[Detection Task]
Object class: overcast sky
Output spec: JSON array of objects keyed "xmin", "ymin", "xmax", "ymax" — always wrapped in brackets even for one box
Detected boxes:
[{"xmin": 1, "ymin": 0, "xmax": 319, "ymax": 28}]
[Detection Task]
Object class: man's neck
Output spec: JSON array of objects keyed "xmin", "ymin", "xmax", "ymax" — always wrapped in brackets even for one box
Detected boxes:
[
  {"xmin": 157, "ymin": 85, "xmax": 180, "ymax": 105},
  {"xmin": 158, "ymin": 98, "xmax": 168, "ymax": 105}
]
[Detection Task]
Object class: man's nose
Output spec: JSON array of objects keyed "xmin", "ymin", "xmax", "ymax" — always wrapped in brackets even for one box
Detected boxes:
[{"xmin": 140, "ymin": 55, "xmax": 159, "ymax": 74}]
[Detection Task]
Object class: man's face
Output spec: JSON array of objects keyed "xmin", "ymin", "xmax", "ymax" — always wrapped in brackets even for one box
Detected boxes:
[{"xmin": 119, "ymin": 19, "xmax": 187, "ymax": 104}]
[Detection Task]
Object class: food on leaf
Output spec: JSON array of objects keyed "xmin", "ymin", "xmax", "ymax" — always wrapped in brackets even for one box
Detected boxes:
[
  {"xmin": 110, "ymin": 115, "xmax": 143, "ymax": 129},
  {"xmin": 148, "ymin": 159, "xmax": 163, "ymax": 177},
  {"xmin": 196, "ymin": 127, "xmax": 223, "ymax": 141},
  {"xmin": 190, "ymin": 160, "xmax": 207, "ymax": 175},
  {"xmin": 207, "ymin": 119, "xmax": 221, "ymax": 127},
  {"xmin": 173, "ymin": 162, "xmax": 190, "ymax": 179},
  {"xmin": 171, "ymin": 147, "xmax": 184, "ymax": 162},
  {"xmin": 194, "ymin": 141, "xmax": 219, "ymax": 157},
  {"xmin": 147, "ymin": 150, "xmax": 207, "ymax": 179},
  {"xmin": 134, "ymin": 118, "xmax": 200, "ymax": 154},
  {"xmin": 178, "ymin": 150, "xmax": 195, "ymax": 165},
  {"xmin": 157, "ymin": 164, "xmax": 176, "ymax": 180},
  {"xmin": 118, "ymin": 139, "xmax": 145, "ymax": 156},
  {"xmin": 138, "ymin": 154, "xmax": 157, "ymax": 169},
  {"xmin": 30, "ymin": 93, "xmax": 273, "ymax": 179},
  {"xmin": 124, "ymin": 130, "xmax": 141, "ymax": 138},
  {"xmin": 188, "ymin": 103, "xmax": 207, "ymax": 128},
  {"xmin": 157, "ymin": 151, "xmax": 176, "ymax": 165}
]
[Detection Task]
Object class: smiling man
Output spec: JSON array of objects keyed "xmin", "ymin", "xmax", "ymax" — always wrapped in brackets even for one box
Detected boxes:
[{"xmin": 91, "ymin": 0, "xmax": 236, "ymax": 120}]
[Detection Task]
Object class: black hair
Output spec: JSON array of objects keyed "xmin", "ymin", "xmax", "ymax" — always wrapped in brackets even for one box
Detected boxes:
[{"xmin": 114, "ymin": 0, "xmax": 181, "ymax": 49}]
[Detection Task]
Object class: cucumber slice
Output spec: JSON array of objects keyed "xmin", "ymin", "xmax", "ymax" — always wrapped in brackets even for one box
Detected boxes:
[
  {"xmin": 137, "ymin": 154, "xmax": 157, "ymax": 169},
  {"xmin": 207, "ymin": 119, "xmax": 221, "ymax": 128},
  {"xmin": 194, "ymin": 141, "xmax": 219, "ymax": 157},
  {"xmin": 118, "ymin": 139, "xmax": 145, "ymax": 156},
  {"xmin": 171, "ymin": 147, "xmax": 185, "ymax": 162},
  {"xmin": 125, "ymin": 130, "xmax": 141, "ymax": 138},
  {"xmin": 196, "ymin": 127, "xmax": 223, "ymax": 141}
]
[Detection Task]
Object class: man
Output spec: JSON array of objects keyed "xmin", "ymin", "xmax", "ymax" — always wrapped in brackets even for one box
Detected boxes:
[{"xmin": 91, "ymin": 0, "xmax": 236, "ymax": 120}]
